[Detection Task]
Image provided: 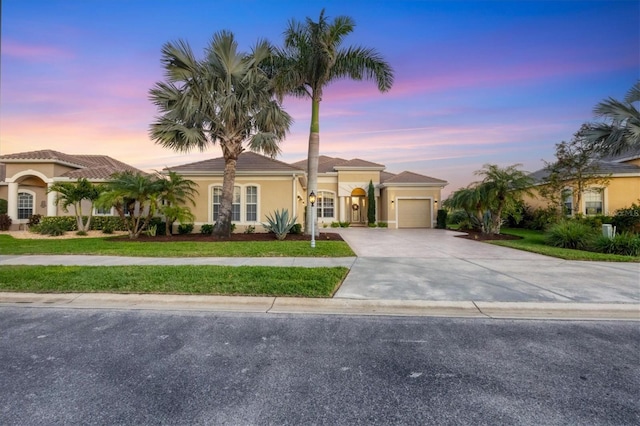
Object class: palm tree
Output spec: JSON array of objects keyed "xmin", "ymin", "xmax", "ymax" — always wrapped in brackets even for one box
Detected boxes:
[
  {"xmin": 585, "ymin": 80, "xmax": 640, "ymax": 156},
  {"xmin": 48, "ymin": 178, "xmax": 102, "ymax": 232},
  {"xmin": 149, "ymin": 31, "xmax": 292, "ymax": 237},
  {"xmin": 98, "ymin": 171, "xmax": 163, "ymax": 239},
  {"xmin": 157, "ymin": 170, "xmax": 199, "ymax": 236},
  {"xmin": 475, "ymin": 164, "xmax": 533, "ymax": 234},
  {"xmin": 274, "ymin": 9, "xmax": 394, "ymax": 234}
]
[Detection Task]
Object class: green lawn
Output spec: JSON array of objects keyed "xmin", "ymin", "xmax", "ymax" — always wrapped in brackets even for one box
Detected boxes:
[
  {"xmin": 493, "ymin": 228, "xmax": 640, "ymax": 262},
  {"xmin": 0, "ymin": 265, "xmax": 348, "ymax": 297},
  {"xmin": 0, "ymin": 235, "xmax": 355, "ymax": 257}
]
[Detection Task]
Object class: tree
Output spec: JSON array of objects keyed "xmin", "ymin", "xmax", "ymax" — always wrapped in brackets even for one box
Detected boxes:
[
  {"xmin": 149, "ymin": 31, "xmax": 292, "ymax": 237},
  {"xmin": 98, "ymin": 171, "xmax": 163, "ymax": 239},
  {"xmin": 367, "ymin": 180, "xmax": 375, "ymax": 224},
  {"xmin": 445, "ymin": 164, "xmax": 533, "ymax": 234},
  {"xmin": 585, "ymin": 80, "xmax": 640, "ymax": 156},
  {"xmin": 48, "ymin": 178, "xmax": 102, "ymax": 232},
  {"xmin": 274, "ymin": 9, "xmax": 394, "ymax": 235},
  {"xmin": 540, "ymin": 125, "xmax": 610, "ymax": 216},
  {"xmin": 157, "ymin": 170, "xmax": 199, "ymax": 236}
]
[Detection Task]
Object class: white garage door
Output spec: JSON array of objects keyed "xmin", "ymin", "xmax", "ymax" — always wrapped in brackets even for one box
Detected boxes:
[{"xmin": 398, "ymin": 199, "xmax": 431, "ymax": 228}]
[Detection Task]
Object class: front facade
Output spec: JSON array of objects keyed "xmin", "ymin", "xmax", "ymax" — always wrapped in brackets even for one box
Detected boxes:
[
  {"xmin": 0, "ymin": 150, "xmax": 143, "ymax": 230},
  {"xmin": 524, "ymin": 150, "xmax": 640, "ymax": 216},
  {"xmin": 169, "ymin": 153, "xmax": 448, "ymax": 231}
]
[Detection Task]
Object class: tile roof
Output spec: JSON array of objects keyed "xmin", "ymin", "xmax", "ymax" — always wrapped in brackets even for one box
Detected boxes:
[
  {"xmin": 0, "ymin": 150, "xmax": 143, "ymax": 180},
  {"xmin": 167, "ymin": 151, "xmax": 304, "ymax": 173},
  {"xmin": 380, "ymin": 171, "xmax": 397, "ymax": 183},
  {"xmin": 382, "ymin": 171, "xmax": 448, "ymax": 185},
  {"xmin": 333, "ymin": 158, "xmax": 385, "ymax": 169},
  {"xmin": 291, "ymin": 156, "xmax": 384, "ymax": 172},
  {"xmin": 530, "ymin": 160, "xmax": 640, "ymax": 183}
]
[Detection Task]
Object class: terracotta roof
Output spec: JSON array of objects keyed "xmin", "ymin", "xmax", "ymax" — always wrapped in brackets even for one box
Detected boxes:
[
  {"xmin": 167, "ymin": 152, "xmax": 304, "ymax": 174},
  {"xmin": 333, "ymin": 158, "xmax": 385, "ymax": 169},
  {"xmin": 380, "ymin": 171, "xmax": 397, "ymax": 183},
  {"xmin": 382, "ymin": 171, "xmax": 448, "ymax": 185},
  {"xmin": 291, "ymin": 156, "xmax": 350, "ymax": 173},
  {"xmin": 0, "ymin": 150, "xmax": 144, "ymax": 180}
]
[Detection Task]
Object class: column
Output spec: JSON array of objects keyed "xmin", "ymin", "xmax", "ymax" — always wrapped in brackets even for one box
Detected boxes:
[
  {"xmin": 8, "ymin": 182, "xmax": 18, "ymax": 220},
  {"xmin": 47, "ymin": 185, "xmax": 57, "ymax": 216}
]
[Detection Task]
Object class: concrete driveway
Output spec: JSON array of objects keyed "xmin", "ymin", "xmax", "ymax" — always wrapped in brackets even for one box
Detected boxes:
[{"xmin": 334, "ymin": 228, "xmax": 640, "ymax": 303}]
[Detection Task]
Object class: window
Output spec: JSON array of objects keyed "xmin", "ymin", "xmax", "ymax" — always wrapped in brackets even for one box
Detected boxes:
[
  {"xmin": 562, "ymin": 189, "xmax": 573, "ymax": 216},
  {"xmin": 94, "ymin": 206, "xmax": 113, "ymax": 216},
  {"xmin": 584, "ymin": 189, "xmax": 603, "ymax": 215},
  {"xmin": 246, "ymin": 186, "xmax": 257, "ymax": 222},
  {"xmin": 212, "ymin": 186, "xmax": 241, "ymax": 222},
  {"xmin": 17, "ymin": 192, "xmax": 34, "ymax": 220},
  {"xmin": 317, "ymin": 191, "xmax": 334, "ymax": 218}
]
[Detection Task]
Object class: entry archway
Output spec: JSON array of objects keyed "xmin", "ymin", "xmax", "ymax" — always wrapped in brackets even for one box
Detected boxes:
[{"xmin": 350, "ymin": 188, "xmax": 367, "ymax": 224}]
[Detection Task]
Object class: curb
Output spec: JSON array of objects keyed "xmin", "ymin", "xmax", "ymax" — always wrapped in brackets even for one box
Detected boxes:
[{"xmin": 1, "ymin": 292, "xmax": 638, "ymax": 320}]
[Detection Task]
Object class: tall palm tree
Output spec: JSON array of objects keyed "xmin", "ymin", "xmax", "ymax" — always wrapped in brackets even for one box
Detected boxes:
[
  {"xmin": 157, "ymin": 170, "xmax": 199, "ymax": 236},
  {"xmin": 149, "ymin": 31, "xmax": 292, "ymax": 237},
  {"xmin": 585, "ymin": 80, "xmax": 640, "ymax": 156},
  {"xmin": 274, "ymin": 9, "xmax": 394, "ymax": 234},
  {"xmin": 48, "ymin": 178, "xmax": 102, "ymax": 232}
]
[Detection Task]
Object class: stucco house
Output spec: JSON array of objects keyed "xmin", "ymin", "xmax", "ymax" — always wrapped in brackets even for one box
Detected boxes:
[
  {"xmin": 166, "ymin": 152, "xmax": 448, "ymax": 230},
  {"xmin": 524, "ymin": 149, "xmax": 640, "ymax": 215},
  {"xmin": 0, "ymin": 150, "xmax": 143, "ymax": 229}
]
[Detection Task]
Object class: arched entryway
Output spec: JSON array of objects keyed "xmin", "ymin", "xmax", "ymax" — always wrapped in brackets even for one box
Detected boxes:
[{"xmin": 350, "ymin": 187, "xmax": 367, "ymax": 225}]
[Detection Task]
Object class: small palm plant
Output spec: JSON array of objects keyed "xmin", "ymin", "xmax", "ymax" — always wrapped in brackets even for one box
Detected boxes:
[{"xmin": 263, "ymin": 209, "xmax": 297, "ymax": 240}]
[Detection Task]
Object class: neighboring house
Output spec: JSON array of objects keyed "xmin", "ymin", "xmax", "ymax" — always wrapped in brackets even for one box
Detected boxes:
[
  {"xmin": 525, "ymin": 149, "xmax": 640, "ymax": 216},
  {"xmin": 0, "ymin": 150, "xmax": 143, "ymax": 230},
  {"xmin": 167, "ymin": 152, "xmax": 448, "ymax": 230}
]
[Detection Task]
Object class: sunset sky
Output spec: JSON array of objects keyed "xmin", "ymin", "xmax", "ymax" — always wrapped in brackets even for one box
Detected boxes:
[{"xmin": 1, "ymin": 0, "xmax": 638, "ymax": 195}]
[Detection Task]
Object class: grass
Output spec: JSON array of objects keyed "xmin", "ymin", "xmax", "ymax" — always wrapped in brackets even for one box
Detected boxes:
[
  {"xmin": 0, "ymin": 235, "xmax": 355, "ymax": 258},
  {"xmin": 492, "ymin": 228, "xmax": 640, "ymax": 262},
  {"xmin": 0, "ymin": 265, "xmax": 349, "ymax": 297}
]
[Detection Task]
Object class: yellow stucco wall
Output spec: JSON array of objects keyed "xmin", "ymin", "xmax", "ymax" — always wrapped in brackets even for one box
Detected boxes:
[
  {"xmin": 337, "ymin": 171, "xmax": 380, "ymax": 185},
  {"xmin": 4, "ymin": 162, "xmax": 76, "ymax": 180}
]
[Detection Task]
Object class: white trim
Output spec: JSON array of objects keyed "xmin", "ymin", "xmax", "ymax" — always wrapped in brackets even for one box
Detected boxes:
[
  {"xmin": 208, "ymin": 183, "xmax": 262, "ymax": 225},
  {"xmin": 16, "ymin": 189, "xmax": 36, "ymax": 223}
]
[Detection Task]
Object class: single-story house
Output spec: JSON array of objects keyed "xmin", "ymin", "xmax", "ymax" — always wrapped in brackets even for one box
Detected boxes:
[
  {"xmin": 0, "ymin": 150, "xmax": 143, "ymax": 229},
  {"xmin": 0, "ymin": 149, "xmax": 448, "ymax": 231},
  {"xmin": 524, "ymin": 148, "xmax": 640, "ymax": 215},
  {"xmin": 167, "ymin": 152, "xmax": 448, "ymax": 230}
]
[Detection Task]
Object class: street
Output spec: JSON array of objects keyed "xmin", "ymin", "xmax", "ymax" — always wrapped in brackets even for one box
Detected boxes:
[{"xmin": 0, "ymin": 307, "xmax": 638, "ymax": 425}]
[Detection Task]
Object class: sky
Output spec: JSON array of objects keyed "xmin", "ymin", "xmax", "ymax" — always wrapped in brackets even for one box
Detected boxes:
[{"xmin": 1, "ymin": 0, "xmax": 638, "ymax": 196}]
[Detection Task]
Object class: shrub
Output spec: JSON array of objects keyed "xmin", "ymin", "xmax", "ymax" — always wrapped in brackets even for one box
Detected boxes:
[
  {"xmin": 0, "ymin": 199, "xmax": 7, "ymax": 215},
  {"xmin": 0, "ymin": 214, "xmax": 12, "ymax": 231},
  {"xmin": 102, "ymin": 225, "xmax": 114, "ymax": 234},
  {"xmin": 27, "ymin": 214, "xmax": 42, "ymax": 227},
  {"xmin": 38, "ymin": 221, "xmax": 67, "ymax": 236},
  {"xmin": 522, "ymin": 206, "xmax": 561, "ymax": 231},
  {"xmin": 178, "ymin": 223, "xmax": 194, "ymax": 234},
  {"xmin": 436, "ymin": 209, "xmax": 447, "ymax": 229},
  {"xmin": 339, "ymin": 221, "xmax": 351, "ymax": 228},
  {"xmin": 263, "ymin": 209, "xmax": 297, "ymax": 240},
  {"xmin": 289, "ymin": 223, "xmax": 302, "ymax": 235},
  {"xmin": 147, "ymin": 217, "xmax": 167, "ymax": 236},
  {"xmin": 145, "ymin": 224, "xmax": 158, "ymax": 237},
  {"xmin": 39, "ymin": 216, "xmax": 76, "ymax": 231},
  {"xmin": 447, "ymin": 210, "xmax": 467, "ymax": 225},
  {"xmin": 573, "ymin": 214, "xmax": 614, "ymax": 231},
  {"xmin": 76, "ymin": 230, "xmax": 88, "ymax": 236},
  {"xmin": 330, "ymin": 221, "xmax": 340, "ymax": 228},
  {"xmin": 91, "ymin": 216, "xmax": 127, "ymax": 232},
  {"xmin": 367, "ymin": 222, "xmax": 377, "ymax": 228},
  {"xmin": 200, "ymin": 224, "xmax": 214, "ymax": 235},
  {"xmin": 611, "ymin": 202, "xmax": 640, "ymax": 234},
  {"xmin": 545, "ymin": 221, "xmax": 596, "ymax": 250},
  {"xmin": 377, "ymin": 222, "xmax": 388, "ymax": 228},
  {"xmin": 592, "ymin": 232, "xmax": 640, "ymax": 256}
]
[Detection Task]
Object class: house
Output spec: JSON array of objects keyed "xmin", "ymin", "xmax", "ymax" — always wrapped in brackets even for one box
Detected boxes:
[
  {"xmin": 167, "ymin": 152, "xmax": 448, "ymax": 230},
  {"xmin": 524, "ymin": 149, "xmax": 640, "ymax": 215},
  {"xmin": 0, "ymin": 150, "xmax": 143, "ymax": 229}
]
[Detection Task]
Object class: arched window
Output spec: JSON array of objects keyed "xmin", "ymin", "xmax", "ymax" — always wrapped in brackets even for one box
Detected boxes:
[
  {"xmin": 317, "ymin": 191, "xmax": 334, "ymax": 218},
  {"xmin": 18, "ymin": 192, "xmax": 34, "ymax": 219}
]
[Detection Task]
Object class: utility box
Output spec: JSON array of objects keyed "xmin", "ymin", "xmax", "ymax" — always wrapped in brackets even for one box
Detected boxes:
[{"xmin": 602, "ymin": 224, "xmax": 615, "ymax": 239}]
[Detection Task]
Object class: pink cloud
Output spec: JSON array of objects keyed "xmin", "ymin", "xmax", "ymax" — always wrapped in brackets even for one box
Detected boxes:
[{"xmin": 2, "ymin": 39, "xmax": 73, "ymax": 61}]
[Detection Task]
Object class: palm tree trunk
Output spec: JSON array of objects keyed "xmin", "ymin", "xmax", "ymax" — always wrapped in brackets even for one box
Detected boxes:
[
  {"xmin": 306, "ymin": 97, "xmax": 320, "ymax": 236},
  {"xmin": 214, "ymin": 156, "xmax": 238, "ymax": 238}
]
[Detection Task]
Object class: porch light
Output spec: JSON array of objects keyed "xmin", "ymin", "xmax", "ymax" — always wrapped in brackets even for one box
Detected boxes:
[{"xmin": 309, "ymin": 191, "xmax": 316, "ymax": 248}]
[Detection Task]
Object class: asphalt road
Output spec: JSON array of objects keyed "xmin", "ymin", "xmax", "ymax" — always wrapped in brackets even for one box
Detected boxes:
[{"xmin": 1, "ymin": 307, "xmax": 638, "ymax": 425}]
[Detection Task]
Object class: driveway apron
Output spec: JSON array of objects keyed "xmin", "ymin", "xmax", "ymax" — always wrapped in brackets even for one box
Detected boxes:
[{"xmin": 334, "ymin": 228, "xmax": 640, "ymax": 303}]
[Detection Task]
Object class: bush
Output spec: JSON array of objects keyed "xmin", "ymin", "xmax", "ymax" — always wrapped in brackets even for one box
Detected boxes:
[
  {"xmin": 436, "ymin": 209, "xmax": 447, "ymax": 229},
  {"xmin": 289, "ymin": 223, "xmax": 302, "ymax": 235},
  {"xmin": 27, "ymin": 214, "xmax": 42, "ymax": 227},
  {"xmin": 330, "ymin": 221, "xmax": 340, "ymax": 228},
  {"xmin": 0, "ymin": 214, "xmax": 12, "ymax": 231},
  {"xmin": 200, "ymin": 224, "xmax": 214, "ymax": 235},
  {"xmin": 147, "ymin": 217, "xmax": 167, "ymax": 236},
  {"xmin": 76, "ymin": 230, "xmax": 88, "ymax": 236},
  {"xmin": 522, "ymin": 206, "xmax": 561, "ymax": 231},
  {"xmin": 573, "ymin": 214, "xmax": 614, "ymax": 231},
  {"xmin": 545, "ymin": 221, "xmax": 596, "ymax": 250},
  {"xmin": 263, "ymin": 209, "xmax": 297, "ymax": 240},
  {"xmin": 39, "ymin": 216, "xmax": 76, "ymax": 231},
  {"xmin": 611, "ymin": 202, "xmax": 640, "ymax": 234},
  {"xmin": 447, "ymin": 210, "xmax": 467, "ymax": 225},
  {"xmin": 367, "ymin": 222, "xmax": 377, "ymax": 228},
  {"xmin": 339, "ymin": 221, "xmax": 351, "ymax": 228},
  {"xmin": 37, "ymin": 221, "xmax": 67, "ymax": 236},
  {"xmin": 91, "ymin": 216, "xmax": 127, "ymax": 232},
  {"xmin": 0, "ymin": 199, "xmax": 7, "ymax": 215},
  {"xmin": 377, "ymin": 222, "xmax": 388, "ymax": 228},
  {"xmin": 102, "ymin": 225, "xmax": 114, "ymax": 234},
  {"xmin": 592, "ymin": 232, "xmax": 640, "ymax": 256},
  {"xmin": 145, "ymin": 224, "xmax": 158, "ymax": 237},
  {"xmin": 178, "ymin": 223, "xmax": 194, "ymax": 235}
]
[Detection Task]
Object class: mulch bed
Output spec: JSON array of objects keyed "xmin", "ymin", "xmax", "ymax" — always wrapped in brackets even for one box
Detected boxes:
[
  {"xmin": 113, "ymin": 232, "xmax": 344, "ymax": 242},
  {"xmin": 453, "ymin": 229, "xmax": 522, "ymax": 241}
]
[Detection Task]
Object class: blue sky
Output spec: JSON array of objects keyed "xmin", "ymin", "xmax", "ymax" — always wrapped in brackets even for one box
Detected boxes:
[{"xmin": 1, "ymin": 0, "xmax": 638, "ymax": 195}]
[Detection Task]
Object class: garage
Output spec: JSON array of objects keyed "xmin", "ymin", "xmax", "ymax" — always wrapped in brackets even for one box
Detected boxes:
[{"xmin": 397, "ymin": 199, "xmax": 431, "ymax": 228}]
